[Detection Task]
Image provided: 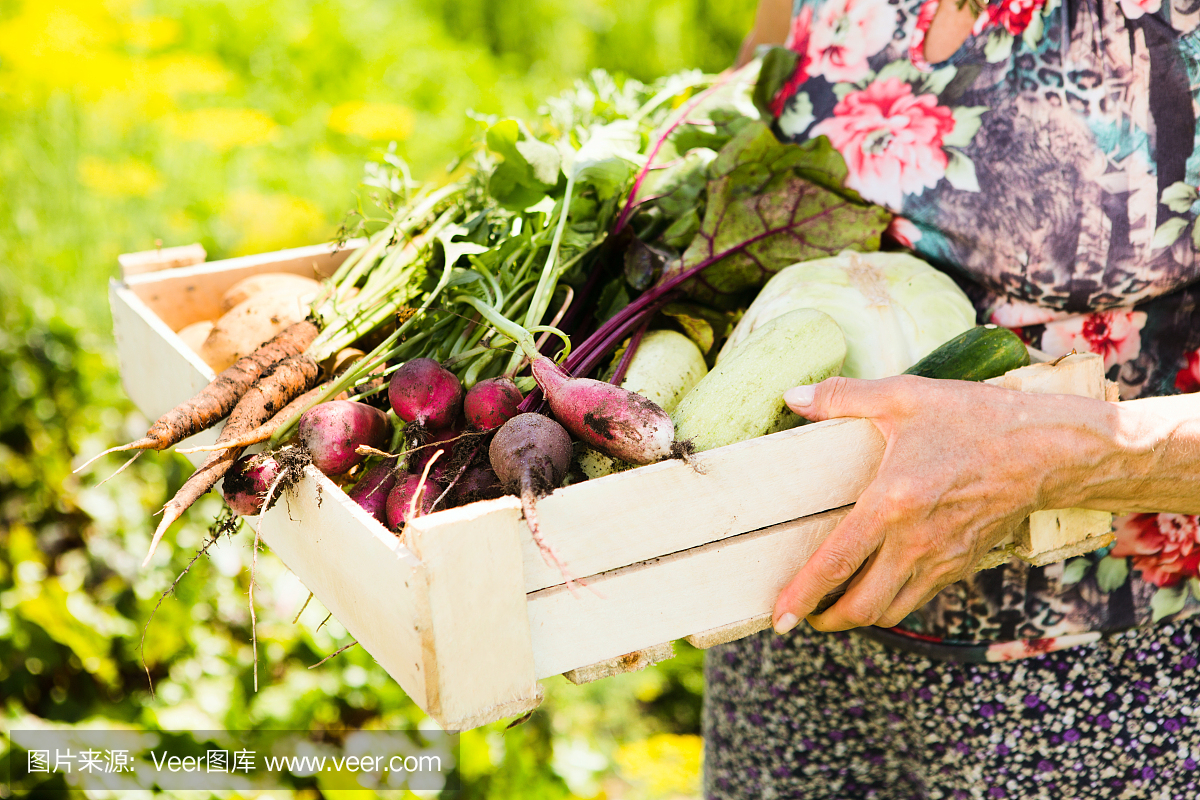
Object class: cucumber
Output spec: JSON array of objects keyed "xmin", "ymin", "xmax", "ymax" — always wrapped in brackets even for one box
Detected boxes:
[
  {"xmin": 903, "ymin": 325, "xmax": 1030, "ymax": 382},
  {"xmin": 619, "ymin": 329, "xmax": 708, "ymax": 414},
  {"xmin": 672, "ymin": 309, "xmax": 846, "ymax": 453}
]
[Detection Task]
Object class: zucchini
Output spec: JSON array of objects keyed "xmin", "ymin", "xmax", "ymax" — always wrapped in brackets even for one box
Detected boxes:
[
  {"xmin": 903, "ymin": 325, "xmax": 1030, "ymax": 382},
  {"xmin": 672, "ymin": 309, "xmax": 846, "ymax": 453}
]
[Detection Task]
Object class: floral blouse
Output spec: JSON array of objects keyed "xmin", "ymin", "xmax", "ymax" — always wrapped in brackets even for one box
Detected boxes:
[{"xmin": 770, "ymin": 0, "xmax": 1200, "ymax": 660}]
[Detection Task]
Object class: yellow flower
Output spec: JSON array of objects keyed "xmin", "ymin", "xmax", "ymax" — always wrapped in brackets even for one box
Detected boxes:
[
  {"xmin": 146, "ymin": 53, "xmax": 234, "ymax": 97},
  {"xmin": 123, "ymin": 16, "xmax": 180, "ymax": 50},
  {"xmin": 614, "ymin": 733, "xmax": 703, "ymax": 799},
  {"xmin": 165, "ymin": 108, "xmax": 279, "ymax": 152},
  {"xmin": 222, "ymin": 190, "xmax": 329, "ymax": 256},
  {"xmin": 77, "ymin": 156, "xmax": 162, "ymax": 198},
  {"xmin": 328, "ymin": 101, "xmax": 415, "ymax": 141}
]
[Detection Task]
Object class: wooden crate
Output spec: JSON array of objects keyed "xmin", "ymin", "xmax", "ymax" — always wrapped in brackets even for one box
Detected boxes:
[{"xmin": 109, "ymin": 242, "xmax": 1119, "ymax": 731}]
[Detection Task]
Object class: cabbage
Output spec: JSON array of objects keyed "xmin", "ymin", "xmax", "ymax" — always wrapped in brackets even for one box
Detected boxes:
[{"xmin": 718, "ymin": 251, "xmax": 977, "ymax": 379}]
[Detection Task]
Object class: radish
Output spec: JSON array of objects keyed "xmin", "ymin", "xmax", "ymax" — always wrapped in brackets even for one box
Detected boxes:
[
  {"xmin": 459, "ymin": 296, "xmax": 675, "ymax": 465},
  {"xmin": 386, "ymin": 473, "xmax": 443, "ymax": 530},
  {"xmin": 530, "ymin": 357, "xmax": 673, "ymax": 465},
  {"xmin": 463, "ymin": 377, "xmax": 523, "ymax": 430},
  {"xmin": 222, "ymin": 452, "xmax": 284, "ymax": 516},
  {"xmin": 489, "ymin": 413, "xmax": 574, "ymax": 578},
  {"xmin": 388, "ymin": 357, "xmax": 463, "ymax": 430},
  {"xmin": 347, "ymin": 458, "xmax": 399, "ymax": 525},
  {"xmin": 409, "ymin": 426, "xmax": 461, "ymax": 484},
  {"xmin": 297, "ymin": 400, "xmax": 391, "ymax": 476}
]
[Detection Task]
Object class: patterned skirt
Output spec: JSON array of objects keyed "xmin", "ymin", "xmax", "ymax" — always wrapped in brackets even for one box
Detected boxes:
[{"xmin": 703, "ymin": 618, "xmax": 1200, "ymax": 800}]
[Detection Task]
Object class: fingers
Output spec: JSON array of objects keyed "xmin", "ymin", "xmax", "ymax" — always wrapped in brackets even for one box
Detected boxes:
[
  {"xmin": 805, "ymin": 549, "xmax": 913, "ymax": 633},
  {"xmin": 783, "ymin": 376, "xmax": 912, "ymax": 423},
  {"xmin": 773, "ymin": 506, "xmax": 884, "ymax": 634}
]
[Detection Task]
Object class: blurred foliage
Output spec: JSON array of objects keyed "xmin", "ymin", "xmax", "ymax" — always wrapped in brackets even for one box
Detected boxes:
[{"xmin": 0, "ymin": 0, "xmax": 753, "ymax": 797}]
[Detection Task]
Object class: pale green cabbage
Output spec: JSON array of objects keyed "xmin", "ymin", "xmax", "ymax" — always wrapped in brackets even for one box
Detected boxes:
[{"xmin": 718, "ymin": 250, "xmax": 977, "ymax": 379}]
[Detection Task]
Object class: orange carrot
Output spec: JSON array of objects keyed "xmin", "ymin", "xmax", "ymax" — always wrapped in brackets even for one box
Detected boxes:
[
  {"xmin": 144, "ymin": 353, "xmax": 321, "ymax": 565},
  {"xmin": 176, "ymin": 381, "xmax": 350, "ymax": 454},
  {"xmin": 76, "ymin": 320, "xmax": 319, "ymax": 472}
]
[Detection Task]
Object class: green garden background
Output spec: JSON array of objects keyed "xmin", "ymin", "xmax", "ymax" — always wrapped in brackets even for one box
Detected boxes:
[{"xmin": 0, "ymin": 0, "xmax": 756, "ymax": 797}]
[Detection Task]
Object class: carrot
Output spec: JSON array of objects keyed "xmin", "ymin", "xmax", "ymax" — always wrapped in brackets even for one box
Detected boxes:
[
  {"xmin": 176, "ymin": 381, "xmax": 350, "ymax": 454},
  {"xmin": 75, "ymin": 320, "xmax": 319, "ymax": 472},
  {"xmin": 144, "ymin": 353, "xmax": 321, "ymax": 566}
]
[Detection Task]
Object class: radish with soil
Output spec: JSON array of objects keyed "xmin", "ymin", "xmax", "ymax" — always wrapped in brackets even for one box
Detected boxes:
[
  {"xmin": 348, "ymin": 458, "xmax": 400, "ymax": 525},
  {"xmin": 463, "ymin": 377, "xmax": 523, "ymax": 430},
  {"xmin": 297, "ymin": 400, "xmax": 391, "ymax": 475},
  {"xmin": 388, "ymin": 358, "xmax": 464, "ymax": 432}
]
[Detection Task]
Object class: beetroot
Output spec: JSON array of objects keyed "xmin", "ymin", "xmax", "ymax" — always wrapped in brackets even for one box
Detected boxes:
[
  {"xmin": 463, "ymin": 377, "xmax": 523, "ymax": 430},
  {"xmin": 530, "ymin": 356, "xmax": 674, "ymax": 465},
  {"xmin": 450, "ymin": 464, "xmax": 505, "ymax": 506},
  {"xmin": 388, "ymin": 358, "xmax": 463, "ymax": 430},
  {"xmin": 347, "ymin": 458, "xmax": 398, "ymax": 525},
  {"xmin": 298, "ymin": 400, "xmax": 391, "ymax": 476},
  {"xmin": 489, "ymin": 413, "xmax": 574, "ymax": 577},
  {"xmin": 222, "ymin": 452, "xmax": 284, "ymax": 516},
  {"xmin": 386, "ymin": 473, "xmax": 443, "ymax": 530}
]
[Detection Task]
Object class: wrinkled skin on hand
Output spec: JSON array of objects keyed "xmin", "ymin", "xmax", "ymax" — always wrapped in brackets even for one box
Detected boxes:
[{"xmin": 772, "ymin": 375, "xmax": 1125, "ymax": 634}]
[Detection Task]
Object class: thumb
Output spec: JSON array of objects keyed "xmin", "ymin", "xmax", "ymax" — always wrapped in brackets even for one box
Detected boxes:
[{"xmin": 783, "ymin": 376, "xmax": 880, "ymax": 422}]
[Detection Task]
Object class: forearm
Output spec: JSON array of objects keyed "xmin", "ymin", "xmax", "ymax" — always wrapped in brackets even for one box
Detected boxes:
[
  {"xmin": 1057, "ymin": 395, "xmax": 1200, "ymax": 515},
  {"xmin": 736, "ymin": 0, "xmax": 792, "ymax": 66}
]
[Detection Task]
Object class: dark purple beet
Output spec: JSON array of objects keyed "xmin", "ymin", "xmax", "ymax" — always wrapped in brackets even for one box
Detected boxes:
[
  {"xmin": 449, "ymin": 464, "xmax": 505, "ymax": 506},
  {"xmin": 388, "ymin": 358, "xmax": 464, "ymax": 430},
  {"xmin": 463, "ymin": 377, "xmax": 523, "ymax": 430},
  {"xmin": 489, "ymin": 413, "xmax": 574, "ymax": 577},
  {"xmin": 347, "ymin": 458, "xmax": 398, "ymax": 525},
  {"xmin": 222, "ymin": 452, "xmax": 283, "ymax": 516},
  {"xmin": 385, "ymin": 473, "xmax": 443, "ymax": 530},
  {"xmin": 297, "ymin": 400, "xmax": 390, "ymax": 476}
]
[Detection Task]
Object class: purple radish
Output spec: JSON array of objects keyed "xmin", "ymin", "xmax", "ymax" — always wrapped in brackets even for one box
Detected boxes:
[
  {"xmin": 386, "ymin": 473, "xmax": 443, "ymax": 530},
  {"xmin": 463, "ymin": 377, "xmax": 523, "ymax": 430},
  {"xmin": 489, "ymin": 413, "xmax": 576, "ymax": 579},
  {"xmin": 297, "ymin": 400, "xmax": 391, "ymax": 476},
  {"xmin": 449, "ymin": 464, "xmax": 505, "ymax": 506},
  {"xmin": 530, "ymin": 356, "xmax": 674, "ymax": 465},
  {"xmin": 388, "ymin": 358, "xmax": 464, "ymax": 430},
  {"xmin": 347, "ymin": 458, "xmax": 398, "ymax": 525},
  {"xmin": 222, "ymin": 452, "xmax": 284, "ymax": 516}
]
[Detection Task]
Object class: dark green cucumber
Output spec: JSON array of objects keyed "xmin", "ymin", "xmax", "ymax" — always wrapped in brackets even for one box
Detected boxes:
[{"xmin": 903, "ymin": 325, "xmax": 1030, "ymax": 382}]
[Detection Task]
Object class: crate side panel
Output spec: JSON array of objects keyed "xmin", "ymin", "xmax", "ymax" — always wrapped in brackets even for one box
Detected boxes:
[
  {"xmin": 260, "ymin": 467, "xmax": 433, "ymax": 710},
  {"xmin": 525, "ymin": 506, "xmax": 851, "ymax": 678},
  {"xmin": 520, "ymin": 417, "xmax": 883, "ymax": 593},
  {"xmin": 124, "ymin": 241, "xmax": 360, "ymax": 332},
  {"xmin": 406, "ymin": 497, "xmax": 540, "ymax": 728},
  {"xmin": 109, "ymin": 281, "xmax": 221, "ymax": 463}
]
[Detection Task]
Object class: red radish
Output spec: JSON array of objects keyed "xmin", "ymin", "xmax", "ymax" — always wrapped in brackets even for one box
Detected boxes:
[
  {"xmin": 489, "ymin": 413, "xmax": 574, "ymax": 578},
  {"xmin": 463, "ymin": 377, "xmax": 523, "ymax": 430},
  {"xmin": 449, "ymin": 464, "xmax": 504, "ymax": 506},
  {"xmin": 347, "ymin": 458, "xmax": 398, "ymax": 525},
  {"xmin": 222, "ymin": 452, "xmax": 283, "ymax": 516},
  {"xmin": 458, "ymin": 295, "xmax": 675, "ymax": 466},
  {"xmin": 297, "ymin": 400, "xmax": 391, "ymax": 476},
  {"xmin": 386, "ymin": 473, "xmax": 443, "ymax": 530},
  {"xmin": 530, "ymin": 356, "xmax": 674, "ymax": 465},
  {"xmin": 388, "ymin": 358, "xmax": 463, "ymax": 430}
]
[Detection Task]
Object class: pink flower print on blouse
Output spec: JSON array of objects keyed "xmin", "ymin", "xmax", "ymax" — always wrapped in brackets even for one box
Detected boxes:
[
  {"xmin": 810, "ymin": 78, "xmax": 956, "ymax": 210},
  {"xmin": 806, "ymin": 0, "xmax": 895, "ymax": 83},
  {"xmin": 771, "ymin": 5, "xmax": 815, "ymax": 117},
  {"xmin": 1176, "ymin": 350, "xmax": 1200, "ymax": 393},
  {"xmin": 972, "ymin": 0, "xmax": 1047, "ymax": 36},
  {"xmin": 1112, "ymin": 513, "xmax": 1200, "ymax": 588},
  {"xmin": 885, "ymin": 216, "xmax": 922, "ymax": 248},
  {"xmin": 1117, "ymin": 0, "xmax": 1162, "ymax": 19},
  {"xmin": 1040, "ymin": 310, "xmax": 1148, "ymax": 370}
]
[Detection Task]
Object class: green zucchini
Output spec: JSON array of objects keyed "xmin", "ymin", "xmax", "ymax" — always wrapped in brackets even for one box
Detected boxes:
[
  {"xmin": 672, "ymin": 309, "xmax": 846, "ymax": 452},
  {"xmin": 903, "ymin": 325, "xmax": 1030, "ymax": 382}
]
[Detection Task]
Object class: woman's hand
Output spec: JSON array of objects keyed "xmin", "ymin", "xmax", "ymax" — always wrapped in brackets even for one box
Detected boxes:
[{"xmin": 771, "ymin": 375, "xmax": 1127, "ymax": 635}]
